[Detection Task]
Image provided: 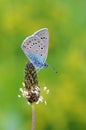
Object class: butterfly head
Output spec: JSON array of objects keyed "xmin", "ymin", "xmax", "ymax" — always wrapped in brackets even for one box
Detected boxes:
[{"xmin": 43, "ymin": 63, "xmax": 48, "ymax": 68}]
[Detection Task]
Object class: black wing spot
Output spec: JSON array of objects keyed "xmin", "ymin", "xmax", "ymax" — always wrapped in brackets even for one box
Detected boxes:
[
  {"xmin": 41, "ymin": 54, "xmax": 42, "ymax": 56},
  {"xmin": 38, "ymin": 41, "xmax": 40, "ymax": 43},
  {"xmin": 29, "ymin": 40, "xmax": 31, "ymax": 43},
  {"xmin": 30, "ymin": 47, "xmax": 31, "ymax": 48},
  {"xmin": 35, "ymin": 42, "xmax": 37, "ymax": 44},
  {"xmin": 39, "ymin": 45, "xmax": 40, "ymax": 47},
  {"xmin": 41, "ymin": 47, "xmax": 43, "ymax": 49}
]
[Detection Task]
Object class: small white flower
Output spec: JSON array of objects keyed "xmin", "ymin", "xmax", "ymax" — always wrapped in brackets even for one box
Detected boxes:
[
  {"xmin": 36, "ymin": 96, "xmax": 43, "ymax": 104},
  {"xmin": 44, "ymin": 100, "xmax": 47, "ymax": 105},
  {"xmin": 22, "ymin": 82, "xmax": 25, "ymax": 87},
  {"xmin": 46, "ymin": 89, "xmax": 50, "ymax": 94},
  {"xmin": 22, "ymin": 90, "xmax": 28, "ymax": 98},
  {"xmin": 20, "ymin": 88, "xmax": 23, "ymax": 93},
  {"xmin": 43, "ymin": 86, "xmax": 47, "ymax": 91},
  {"xmin": 43, "ymin": 86, "xmax": 50, "ymax": 94},
  {"xmin": 27, "ymin": 102, "xmax": 31, "ymax": 105},
  {"xmin": 18, "ymin": 95, "xmax": 21, "ymax": 98},
  {"xmin": 39, "ymin": 96, "xmax": 43, "ymax": 102}
]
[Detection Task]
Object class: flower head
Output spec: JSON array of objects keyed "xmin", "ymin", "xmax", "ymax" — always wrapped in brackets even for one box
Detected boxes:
[{"xmin": 21, "ymin": 62, "xmax": 40, "ymax": 104}]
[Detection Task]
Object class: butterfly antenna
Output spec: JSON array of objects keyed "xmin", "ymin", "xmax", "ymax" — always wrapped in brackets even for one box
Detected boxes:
[{"xmin": 48, "ymin": 63, "xmax": 58, "ymax": 74}]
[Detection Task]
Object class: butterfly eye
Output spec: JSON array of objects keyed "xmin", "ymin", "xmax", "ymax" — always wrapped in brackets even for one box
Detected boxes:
[{"xmin": 44, "ymin": 63, "xmax": 48, "ymax": 68}]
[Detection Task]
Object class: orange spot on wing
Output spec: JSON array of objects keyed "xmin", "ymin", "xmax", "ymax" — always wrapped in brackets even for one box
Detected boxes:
[{"xmin": 26, "ymin": 41, "xmax": 29, "ymax": 45}]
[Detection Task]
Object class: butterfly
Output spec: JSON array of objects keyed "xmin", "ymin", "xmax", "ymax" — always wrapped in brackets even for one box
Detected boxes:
[{"xmin": 21, "ymin": 28, "xmax": 49, "ymax": 70}]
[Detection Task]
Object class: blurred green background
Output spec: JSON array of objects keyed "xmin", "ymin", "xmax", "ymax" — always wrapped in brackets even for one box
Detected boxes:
[{"xmin": 0, "ymin": 0, "xmax": 86, "ymax": 130}]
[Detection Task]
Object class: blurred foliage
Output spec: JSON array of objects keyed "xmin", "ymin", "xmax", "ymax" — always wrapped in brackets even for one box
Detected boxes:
[{"xmin": 0, "ymin": 0, "xmax": 86, "ymax": 130}]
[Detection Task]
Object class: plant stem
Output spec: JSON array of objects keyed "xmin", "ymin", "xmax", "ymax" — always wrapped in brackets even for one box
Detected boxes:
[{"xmin": 32, "ymin": 105, "xmax": 36, "ymax": 130}]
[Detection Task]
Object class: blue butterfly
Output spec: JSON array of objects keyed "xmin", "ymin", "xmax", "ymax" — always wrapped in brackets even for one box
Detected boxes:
[{"xmin": 21, "ymin": 28, "xmax": 49, "ymax": 70}]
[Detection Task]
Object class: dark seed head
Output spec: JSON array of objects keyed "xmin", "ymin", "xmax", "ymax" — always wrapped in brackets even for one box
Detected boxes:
[{"xmin": 23, "ymin": 62, "xmax": 40, "ymax": 104}]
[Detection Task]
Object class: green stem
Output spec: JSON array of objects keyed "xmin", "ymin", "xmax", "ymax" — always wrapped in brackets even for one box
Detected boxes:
[{"xmin": 32, "ymin": 105, "xmax": 36, "ymax": 130}]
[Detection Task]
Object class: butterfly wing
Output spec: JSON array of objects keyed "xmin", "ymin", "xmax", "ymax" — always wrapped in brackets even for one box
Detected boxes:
[
  {"xmin": 21, "ymin": 28, "xmax": 49, "ymax": 69},
  {"xmin": 21, "ymin": 35, "xmax": 46, "ymax": 69},
  {"xmin": 34, "ymin": 28, "xmax": 49, "ymax": 60}
]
